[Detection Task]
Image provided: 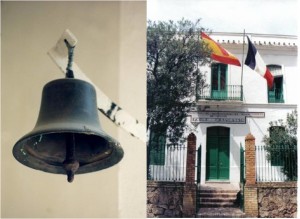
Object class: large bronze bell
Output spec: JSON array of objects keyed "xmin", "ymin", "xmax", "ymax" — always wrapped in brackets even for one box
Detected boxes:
[{"xmin": 13, "ymin": 78, "xmax": 124, "ymax": 182}]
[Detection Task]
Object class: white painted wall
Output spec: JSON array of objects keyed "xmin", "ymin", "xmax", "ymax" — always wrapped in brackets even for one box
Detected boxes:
[
  {"xmin": 191, "ymin": 105, "xmax": 296, "ymax": 184},
  {"xmin": 208, "ymin": 33, "xmax": 298, "ymax": 105}
]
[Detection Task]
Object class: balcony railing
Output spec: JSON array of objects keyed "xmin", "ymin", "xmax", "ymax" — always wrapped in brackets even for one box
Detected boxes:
[
  {"xmin": 268, "ymin": 89, "xmax": 284, "ymax": 103},
  {"xmin": 197, "ymin": 85, "xmax": 243, "ymax": 101}
]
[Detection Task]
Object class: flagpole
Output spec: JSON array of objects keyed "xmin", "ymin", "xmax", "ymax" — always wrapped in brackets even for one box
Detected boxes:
[
  {"xmin": 196, "ymin": 29, "xmax": 200, "ymax": 101},
  {"xmin": 241, "ymin": 29, "xmax": 245, "ymax": 93}
]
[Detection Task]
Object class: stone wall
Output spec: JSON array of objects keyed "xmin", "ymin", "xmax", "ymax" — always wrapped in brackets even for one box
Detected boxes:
[
  {"xmin": 147, "ymin": 181, "xmax": 184, "ymax": 218},
  {"xmin": 257, "ymin": 182, "xmax": 297, "ymax": 218}
]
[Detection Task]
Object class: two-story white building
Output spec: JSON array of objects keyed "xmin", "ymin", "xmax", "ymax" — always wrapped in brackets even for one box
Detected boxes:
[
  {"xmin": 148, "ymin": 32, "xmax": 297, "ymax": 185},
  {"xmin": 190, "ymin": 32, "xmax": 297, "ymax": 184}
]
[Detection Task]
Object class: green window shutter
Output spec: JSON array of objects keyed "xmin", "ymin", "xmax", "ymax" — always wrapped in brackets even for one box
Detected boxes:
[
  {"xmin": 149, "ymin": 132, "xmax": 166, "ymax": 165},
  {"xmin": 211, "ymin": 63, "xmax": 228, "ymax": 100},
  {"xmin": 267, "ymin": 65, "xmax": 284, "ymax": 103},
  {"xmin": 211, "ymin": 63, "xmax": 227, "ymax": 91}
]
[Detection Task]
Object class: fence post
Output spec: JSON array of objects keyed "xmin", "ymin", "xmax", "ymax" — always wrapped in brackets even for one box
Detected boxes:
[
  {"xmin": 244, "ymin": 133, "xmax": 258, "ymax": 217},
  {"xmin": 186, "ymin": 133, "xmax": 196, "ymax": 183},
  {"xmin": 182, "ymin": 133, "xmax": 197, "ymax": 217},
  {"xmin": 245, "ymin": 133, "xmax": 256, "ymax": 185}
]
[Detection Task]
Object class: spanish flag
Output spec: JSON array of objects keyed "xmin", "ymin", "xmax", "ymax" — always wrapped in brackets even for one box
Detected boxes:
[{"xmin": 201, "ymin": 32, "xmax": 241, "ymax": 66}]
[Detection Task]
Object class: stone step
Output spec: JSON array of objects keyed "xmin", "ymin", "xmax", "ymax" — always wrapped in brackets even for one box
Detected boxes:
[
  {"xmin": 200, "ymin": 201, "xmax": 237, "ymax": 208},
  {"xmin": 199, "ymin": 189, "xmax": 239, "ymax": 194},
  {"xmin": 197, "ymin": 184, "xmax": 243, "ymax": 217},
  {"xmin": 197, "ymin": 207, "xmax": 245, "ymax": 218},
  {"xmin": 198, "ymin": 192, "xmax": 238, "ymax": 198},
  {"xmin": 200, "ymin": 197, "xmax": 237, "ymax": 203}
]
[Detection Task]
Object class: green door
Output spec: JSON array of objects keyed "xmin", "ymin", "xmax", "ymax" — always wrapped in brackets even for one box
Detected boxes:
[
  {"xmin": 211, "ymin": 63, "xmax": 228, "ymax": 100},
  {"xmin": 206, "ymin": 127, "xmax": 230, "ymax": 180}
]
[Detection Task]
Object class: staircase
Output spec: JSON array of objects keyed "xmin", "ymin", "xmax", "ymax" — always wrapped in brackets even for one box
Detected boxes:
[{"xmin": 197, "ymin": 183, "xmax": 245, "ymax": 218}]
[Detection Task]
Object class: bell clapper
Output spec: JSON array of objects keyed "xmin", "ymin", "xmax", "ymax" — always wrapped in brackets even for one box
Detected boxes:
[{"xmin": 63, "ymin": 133, "xmax": 80, "ymax": 183}]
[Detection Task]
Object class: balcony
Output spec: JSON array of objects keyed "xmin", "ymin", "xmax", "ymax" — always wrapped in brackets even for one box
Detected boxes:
[
  {"xmin": 268, "ymin": 89, "xmax": 284, "ymax": 103},
  {"xmin": 197, "ymin": 85, "xmax": 243, "ymax": 101}
]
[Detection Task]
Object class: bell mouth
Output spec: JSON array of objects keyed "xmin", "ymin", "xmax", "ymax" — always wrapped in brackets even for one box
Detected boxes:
[{"xmin": 13, "ymin": 132, "xmax": 124, "ymax": 175}]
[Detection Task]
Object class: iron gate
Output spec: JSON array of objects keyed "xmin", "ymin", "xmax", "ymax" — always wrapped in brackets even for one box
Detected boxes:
[
  {"xmin": 239, "ymin": 143, "xmax": 245, "ymax": 212},
  {"xmin": 195, "ymin": 145, "xmax": 202, "ymax": 212}
]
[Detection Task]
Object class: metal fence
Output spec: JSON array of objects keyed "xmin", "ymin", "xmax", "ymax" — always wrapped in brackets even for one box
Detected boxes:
[
  {"xmin": 268, "ymin": 88, "xmax": 284, "ymax": 103},
  {"xmin": 197, "ymin": 85, "xmax": 243, "ymax": 101},
  {"xmin": 256, "ymin": 145, "xmax": 297, "ymax": 182},
  {"xmin": 148, "ymin": 145, "xmax": 187, "ymax": 181},
  {"xmin": 240, "ymin": 143, "xmax": 245, "ymax": 211}
]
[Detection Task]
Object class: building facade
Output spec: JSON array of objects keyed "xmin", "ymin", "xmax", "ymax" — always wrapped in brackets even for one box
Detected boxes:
[{"xmin": 148, "ymin": 32, "xmax": 298, "ymax": 185}]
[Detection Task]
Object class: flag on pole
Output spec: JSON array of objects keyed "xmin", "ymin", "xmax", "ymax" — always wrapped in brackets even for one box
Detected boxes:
[
  {"xmin": 245, "ymin": 36, "xmax": 274, "ymax": 88},
  {"xmin": 201, "ymin": 32, "xmax": 241, "ymax": 66}
]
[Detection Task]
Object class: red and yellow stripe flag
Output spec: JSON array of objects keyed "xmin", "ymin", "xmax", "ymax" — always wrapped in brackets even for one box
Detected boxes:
[{"xmin": 201, "ymin": 32, "xmax": 241, "ymax": 66}]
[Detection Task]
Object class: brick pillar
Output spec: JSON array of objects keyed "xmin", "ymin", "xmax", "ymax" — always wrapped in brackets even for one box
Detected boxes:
[
  {"xmin": 182, "ymin": 133, "xmax": 196, "ymax": 217},
  {"xmin": 186, "ymin": 133, "xmax": 196, "ymax": 183},
  {"xmin": 244, "ymin": 133, "xmax": 258, "ymax": 217},
  {"xmin": 245, "ymin": 133, "xmax": 256, "ymax": 185}
]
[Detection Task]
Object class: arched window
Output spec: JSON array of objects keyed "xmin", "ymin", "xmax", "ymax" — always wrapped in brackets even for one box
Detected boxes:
[{"xmin": 267, "ymin": 65, "xmax": 284, "ymax": 103}]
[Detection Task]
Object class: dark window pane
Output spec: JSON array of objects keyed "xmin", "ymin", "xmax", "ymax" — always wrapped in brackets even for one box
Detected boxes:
[
  {"xmin": 212, "ymin": 65, "xmax": 219, "ymax": 90},
  {"xmin": 211, "ymin": 64, "xmax": 227, "ymax": 91},
  {"xmin": 220, "ymin": 70, "xmax": 226, "ymax": 90}
]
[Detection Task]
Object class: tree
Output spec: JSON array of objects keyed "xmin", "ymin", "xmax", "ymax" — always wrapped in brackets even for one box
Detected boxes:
[
  {"xmin": 147, "ymin": 18, "xmax": 211, "ymax": 146},
  {"xmin": 263, "ymin": 110, "xmax": 297, "ymax": 180}
]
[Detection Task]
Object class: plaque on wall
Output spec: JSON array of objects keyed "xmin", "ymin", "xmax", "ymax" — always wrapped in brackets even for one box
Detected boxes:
[{"xmin": 188, "ymin": 110, "xmax": 265, "ymax": 126}]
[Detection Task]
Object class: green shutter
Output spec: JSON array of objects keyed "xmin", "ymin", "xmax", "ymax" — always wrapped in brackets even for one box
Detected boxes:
[
  {"xmin": 149, "ymin": 132, "xmax": 166, "ymax": 165},
  {"xmin": 206, "ymin": 136, "xmax": 218, "ymax": 180},
  {"xmin": 211, "ymin": 63, "xmax": 228, "ymax": 100},
  {"xmin": 267, "ymin": 67, "xmax": 284, "ymax": 103}
]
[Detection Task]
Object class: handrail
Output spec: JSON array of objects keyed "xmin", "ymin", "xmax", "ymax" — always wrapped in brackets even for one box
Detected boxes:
[{"xmin": 197, "ymin": 85, "xmax": 243, "ymax": 101}]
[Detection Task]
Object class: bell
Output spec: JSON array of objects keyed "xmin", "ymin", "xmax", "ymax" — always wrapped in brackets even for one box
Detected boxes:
[{"xmin": 13, "ymin": 78, "xmax": 124, "ymax": 182}]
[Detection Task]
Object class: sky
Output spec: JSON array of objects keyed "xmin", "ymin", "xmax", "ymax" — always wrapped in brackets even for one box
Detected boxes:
[{"xmin": 147, "ymin": 0, "xmax": 298, "ymax": 35}]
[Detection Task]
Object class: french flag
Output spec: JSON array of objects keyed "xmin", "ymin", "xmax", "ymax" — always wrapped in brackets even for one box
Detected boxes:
[{"xmin": 245, "ymin": 36, "xmax": 274, "ymax": 88}]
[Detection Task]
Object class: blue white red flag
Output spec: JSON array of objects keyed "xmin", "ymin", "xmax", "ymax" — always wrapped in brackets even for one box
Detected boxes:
[{"xmin": 245, "ymin": 36, "xmax": 274, "ymax": 88}]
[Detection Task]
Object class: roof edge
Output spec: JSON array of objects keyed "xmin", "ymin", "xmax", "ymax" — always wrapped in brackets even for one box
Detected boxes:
[{"xmin": 211, "ymin": 32, "xmax": 298, "ymax": 39}]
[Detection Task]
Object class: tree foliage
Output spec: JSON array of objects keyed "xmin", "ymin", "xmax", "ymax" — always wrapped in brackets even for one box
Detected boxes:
[
  {"xmin": 147, "ymin": 19, "xmax": 211, "ymax": 146},
  {"xmin": 263, "ymin": 110, "xmax": 297, "ymax": 180}
]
